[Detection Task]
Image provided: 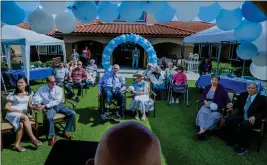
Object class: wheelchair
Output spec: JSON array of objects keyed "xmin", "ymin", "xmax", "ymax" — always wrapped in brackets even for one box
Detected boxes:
[{"xmin": 167, "ymin": 80, "xmax": 190, "ymax": 107}]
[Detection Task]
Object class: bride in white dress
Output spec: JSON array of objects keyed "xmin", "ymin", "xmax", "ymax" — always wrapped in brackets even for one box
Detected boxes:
[{"xmin": 5, "ymin": 77, "xmax": 42, "ymax": 152}]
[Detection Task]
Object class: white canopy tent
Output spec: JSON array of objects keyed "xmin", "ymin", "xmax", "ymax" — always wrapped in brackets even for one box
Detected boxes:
[
  {"xmin": 183, "ymin": 23, "xmax": 266, "ymax": 76},
  {"xmin": 1, "ymin": 25, "xmax": 67, "ymax": 84},
  {"xmin": 183, "ymin": 25, "xmax": 236, "ymax": 44}
]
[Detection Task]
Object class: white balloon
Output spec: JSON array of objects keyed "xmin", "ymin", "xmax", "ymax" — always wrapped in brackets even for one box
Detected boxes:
[
  {"xmin": 15, "ymin": 1, "xmax": 40, "ymax": 11},
  {"xmin": 199, "ymin": 2, "xmax": 215, "ymax": 6},
  {"xmin": 167, "ymin": 1, "xmax": 180, "ymax": 8},
  {"xmin": 219, "ymin": 1, "xmax": 244, "ymax": 10},
  {"xmin": 252, "ymin": 22, "xmax": 266, "ymax": 52},
  {"xmin": 28, "ymin": 8, "xmax": 54, "ymax": 34},
  {"xmin": 40, "ymin": 1, "xmax": 67, "ymax": 15},
  {"xmin": 250, "ymin": 63, "xmax": 267, "ymax": 80},
  {"xmin": 55, "ymin": 11, "xmax": 76, "ymax": 34},
  {"xmin": 176, "ymin": 2, "xmax": 199, "ymax": 22},
  {"xmin": 252, "ymin": 52, "xmax": 267, "ymax": 67}
]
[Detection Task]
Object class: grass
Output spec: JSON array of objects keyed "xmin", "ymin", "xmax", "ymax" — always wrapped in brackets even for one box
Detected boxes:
[{"xmin": 1, "ymin": 80, "xmax": 267, "ymax": 165}]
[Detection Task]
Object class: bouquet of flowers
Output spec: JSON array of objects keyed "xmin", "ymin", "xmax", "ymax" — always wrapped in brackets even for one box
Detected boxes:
[{"xmin": 32, "ymin": 95, "xmax": 43, "ymax": 107}]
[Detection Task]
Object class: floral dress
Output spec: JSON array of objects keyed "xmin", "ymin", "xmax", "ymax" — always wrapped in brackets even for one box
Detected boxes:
[
  {"xmin": 129, "ymin": 81, "xmax": 151, "ymax": 113},
  {"xmin": 196, "ymin": 90, "xmax": 221, "ymax": 129}
]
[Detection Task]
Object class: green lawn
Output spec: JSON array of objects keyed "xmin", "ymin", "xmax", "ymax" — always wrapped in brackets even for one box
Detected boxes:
[{"xmin": 1, "ymin": 80, "xmax": 267, "ymax": 165}]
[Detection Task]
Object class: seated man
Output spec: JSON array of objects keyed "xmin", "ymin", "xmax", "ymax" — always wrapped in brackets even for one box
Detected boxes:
[
  {"xmin": 148, "ymin": 66, "xmax": 166, "ymax": 100},
  {"xmin": 98, "ymin": 64, "xmax": 126, "ymax": 120},
  {"xmin": 54, "ymin": 63, "xmax": 69, "ymax": 87},
  {"xmin": 223, "ymin": 82, "xmax": 266, "ymax": 155},
  {"xmin": 65, "ymin": 61, "xmax": 87, "ymax": 103},
  {"xmin": 86, "ymin": 121, "xmax": 161, "ymax": 165},
  {"xmin": 35, "ymin": 76, "xmax": 76, "ymax": 146}
]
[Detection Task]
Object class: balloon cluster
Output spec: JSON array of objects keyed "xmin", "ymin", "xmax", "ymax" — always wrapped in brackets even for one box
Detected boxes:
[{"xmin": 102, "ymin": 33, "xmax": 157, "ymax": 72}]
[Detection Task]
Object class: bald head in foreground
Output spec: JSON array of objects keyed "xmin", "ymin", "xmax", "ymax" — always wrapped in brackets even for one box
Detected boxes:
[{"xmin": 86, "ymin": 121, "xmax": 161, "ymax": 165}]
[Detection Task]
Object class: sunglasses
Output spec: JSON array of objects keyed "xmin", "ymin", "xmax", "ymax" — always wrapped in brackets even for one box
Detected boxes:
[
  {"xmin": 77, "ymin": 64, "xmax": 82, "ymax": 65},
  {"xmin": 49, "ymin": 81, "xmax": 56, "ymax": 83}
]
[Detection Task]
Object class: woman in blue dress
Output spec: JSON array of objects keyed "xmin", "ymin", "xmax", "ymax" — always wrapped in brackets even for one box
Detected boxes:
[{"xmin": 129, "ymin": 73, "xmax": 150, "ymax": 121}]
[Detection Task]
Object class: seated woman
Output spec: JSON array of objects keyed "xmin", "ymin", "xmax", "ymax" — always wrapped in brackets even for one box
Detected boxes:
[
  {"xmin": 171, "ymin": 66, "xmax": 187, "ymax": 104},
  {"xmin": 148, "ymin": 66, "xmax": 166, "ymax": 100},
  {"xmin": 143, "ymin": 63, "xmax": 153, "ymax": 80},
  {"xmin": 85, "ymin": 70, "xmax": 97, "ymax": 86},
  {"xmin": 129, "ymin": 73, "xmax": 150, "ymax": 121},
  {"xmin": 5, "ymin": 77, "xmax": 42, "ymax": 152},
  {"xmin": 86, "ymin": 59, "xmax": 97, "ymax": 71},
  {"xmin": 67, "ymin": 61, "xmax": 77, "ymax": 76},
  {"xmin": 165, "ymin": 62, "xmax": 177, "ymax": 78},
  {"xmin": 196, "ymin": 75, "xmax": 232, "ymax": 138}
]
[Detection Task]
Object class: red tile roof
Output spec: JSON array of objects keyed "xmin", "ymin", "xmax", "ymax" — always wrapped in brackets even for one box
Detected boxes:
[
  {"xmin": 17, "ymin": 19, "xmax": 215, "ymax": 37},
  {"xmin": 165, "ymin": 21, "xmax": 215, "ymax": 33}
]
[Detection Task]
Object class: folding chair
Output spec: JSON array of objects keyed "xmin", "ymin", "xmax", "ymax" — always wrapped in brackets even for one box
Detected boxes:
[
  {"xmin": 167, "ymin": 81, "xmax": 190, "ymax": 107},
  {"xmin": 1, "ymin": 91, "xmax": 39, "ymax": 150},
  {"xmin": 32, "ymin": 87, "xmax": 76, "ymax": 140},
  {"xmin": 98, "ymin": 90, "xmax": 127, "ymax": 118}
]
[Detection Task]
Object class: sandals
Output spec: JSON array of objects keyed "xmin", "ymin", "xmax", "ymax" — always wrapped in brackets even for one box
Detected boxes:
[
  {"xmin": 12, "ymin": 144, "xmax": 26, "ymax": 152},
  {"xmin": 31, "ymin": 139, "xmax": 42, "ymax": 147}
]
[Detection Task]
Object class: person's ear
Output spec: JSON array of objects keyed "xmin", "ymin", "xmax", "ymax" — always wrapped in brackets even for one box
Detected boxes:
[{"xmin": 85, "ymin": 158, "xmax": 94, "ymax": 165}]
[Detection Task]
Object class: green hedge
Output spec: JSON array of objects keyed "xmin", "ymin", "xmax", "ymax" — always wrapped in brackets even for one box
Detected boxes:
[
  {"xmin": 1, "ymin": 60, "xmax": 54, "ymax": 70},
  {"xmin": 211, "ymin": 61, "xmax": 251, "ymax": 77}
]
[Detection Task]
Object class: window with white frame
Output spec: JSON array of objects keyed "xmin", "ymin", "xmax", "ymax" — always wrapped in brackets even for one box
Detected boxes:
[
  {"xmin": 48, "ymin": 45, "xmax": 57, "ymax": 54},
  {"xmin": 38, "ymin": 46, "xmax": 47, "ymax": 54},
  {"xmin": 58, "ymin": 45, "xmax": 63, "ymax": 55}
]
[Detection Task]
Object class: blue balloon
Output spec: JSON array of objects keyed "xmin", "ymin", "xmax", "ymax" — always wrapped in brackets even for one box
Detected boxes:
[
  {"xmin": 234, "ymin": 20, "xmax": 263, "ymax": 43},
  {"xmin": 155, "ymin": 2, "xmax": 175, "ymax": 23},
  {"xmin": 198, "ymin": 2, "xmax": 221, "ymax": 22},
  {"xmin": 2, "ymin": 1, "xmax": 25, "ymax": 25},
  {"xmin": 72, "ymin": 1, "xmax": 97, "ymax": 23},
  {"xmin": 242, "ymin": 1, "xmax": 267, "ymax": 23},
  {"xmin": 119, "ymin": 2, "xmax": 143, "ymax": 22},
  {"xmin": 216, "ymin": 8, "xmax": 243, "ymax": 31},
  {"xmin": 107, "ymin": 42, "xmax": 116, "ymax": 50},
  {"xmin": 236, "ymin": 43, "xmax": 258, "ymax": 60},
  {"xmin": 24, "ymin": 10, "xmax": 32, "ymax": 24},
  {"xmin": 98, "ymin": 1, "xmax": 119, "ymax": 22},
  {"xmin": 140, "ymin": 1, "xmax": 164, "ymax": 15}
]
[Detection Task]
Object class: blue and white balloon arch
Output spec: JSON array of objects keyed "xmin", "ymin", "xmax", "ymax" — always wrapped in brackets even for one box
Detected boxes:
[{"xmin": 102, "ymin": 33, "xmax": 158, "ymax": 72}]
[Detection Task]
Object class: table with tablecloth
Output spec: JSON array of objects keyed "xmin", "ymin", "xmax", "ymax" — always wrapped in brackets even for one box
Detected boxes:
[
  {"xmin": 6, "ymin": 67, "xmax": 54, "ymax": 86},
  {"xmin": 195, "ymin": 75, "xmax": 263, "ymax": 94}
]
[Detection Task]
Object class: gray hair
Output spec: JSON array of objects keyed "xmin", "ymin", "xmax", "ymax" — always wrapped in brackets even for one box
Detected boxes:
[
  {"xmin": 247, "ymin": 82, "xmax": 258, "ymax": 90},
  {"xmin": 90, "ymin": 59, "xmax": 95, "ymax": 63},
  {"xmin": 147, "ymin": 63, "xmax": 152, "ymax": 67},
  {"xmin": 168, "ymin": 62, "xmax": 173, "ymax": 66}
]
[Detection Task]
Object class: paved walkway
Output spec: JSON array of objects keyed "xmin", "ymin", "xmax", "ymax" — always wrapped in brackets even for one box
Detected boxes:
[{"xmin": 98, "ymin": 69, "xmax": 200, "ymax": 80}]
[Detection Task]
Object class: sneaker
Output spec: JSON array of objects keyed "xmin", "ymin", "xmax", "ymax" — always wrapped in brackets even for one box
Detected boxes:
[
  {"xmin": 141, "ymin": 114, "xmax": 146, "ymax": 121},
  {"xmin": 115, "ymin": 111, "xmax": 122, "ymax": 119},
  {"xmin": 175, "ymin": 99, "xmax": 179, "ymax": 104},
  {"xmin": 75, "ymin": 97, "xmax": 80, "ymax": 103},
  {"xmin": 235, "ymin": 147, "xmax": 248, "ymax": 155},
  {"xmin": 171, "ymin": 97, "xmax": 174, "ymax": 103},
  {"xmin": 101, "ymin": 112, "xmax": 110, "ymax": 120},
  {"xmin": 135, "ymin": 112, "xmax": 140, "ymax": 120}
]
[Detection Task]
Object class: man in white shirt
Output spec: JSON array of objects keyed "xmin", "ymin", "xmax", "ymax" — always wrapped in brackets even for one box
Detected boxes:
[{"xmin": 35, "ymin": 76, "xmax": 76, "ymax": 146}]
